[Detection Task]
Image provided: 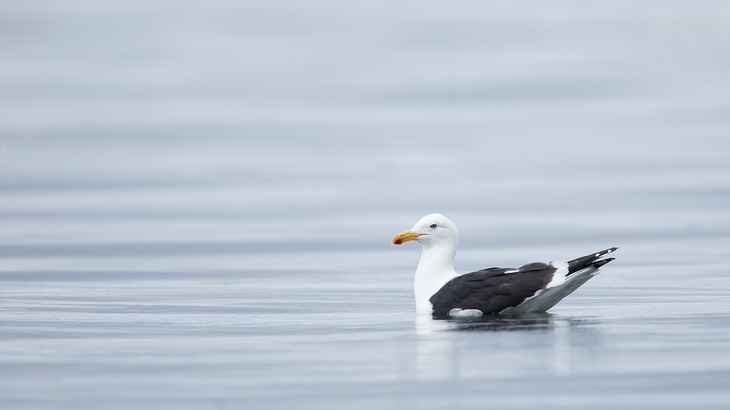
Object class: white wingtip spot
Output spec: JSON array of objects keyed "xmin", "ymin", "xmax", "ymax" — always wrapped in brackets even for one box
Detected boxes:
[{"xmin": 600, "ymin": 248, "xmax": 617, "ymax": 257}]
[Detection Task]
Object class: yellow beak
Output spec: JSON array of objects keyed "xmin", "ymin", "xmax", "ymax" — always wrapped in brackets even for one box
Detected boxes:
[{"xmin": 391, "ymin": 230, "xmax": 424, "ymax": 245}]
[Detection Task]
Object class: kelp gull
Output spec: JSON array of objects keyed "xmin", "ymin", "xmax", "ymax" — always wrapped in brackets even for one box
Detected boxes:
[{"xmin": 392, "ymin": 213, "xmax": 617, "ymax": 318}]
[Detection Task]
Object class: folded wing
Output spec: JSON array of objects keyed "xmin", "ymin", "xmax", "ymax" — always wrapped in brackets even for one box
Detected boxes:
[{"xmin": 429, "ymin": 263, "xmax": 557, "ymax": 318}]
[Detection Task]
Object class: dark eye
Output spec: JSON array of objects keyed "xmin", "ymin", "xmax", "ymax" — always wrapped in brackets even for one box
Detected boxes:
[{"xmin": 430, "ymin": 224, "xmax": 438, "ymax": 229}]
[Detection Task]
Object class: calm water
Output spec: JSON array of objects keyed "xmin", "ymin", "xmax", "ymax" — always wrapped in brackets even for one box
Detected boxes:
[{"xmin": 2, "ymin": 1, "xmax": 730, "ymax": 409}]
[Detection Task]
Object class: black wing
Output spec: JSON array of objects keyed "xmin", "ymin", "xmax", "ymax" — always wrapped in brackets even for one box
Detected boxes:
[{"xmin": 429, "ymin": 263, "xmax": 556, "ymax": 318}]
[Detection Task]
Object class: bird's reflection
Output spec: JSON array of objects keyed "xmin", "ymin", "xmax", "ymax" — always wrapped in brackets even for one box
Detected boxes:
[
  {"xmin": 425, "ymin": 313, "xmax": 593, "ymax": 332},
  {"xmin": 398, "ymin": 314, "xmax": 598, "ymax": 381},
  {"xmin": 415, "ymin": 312, "xmax": 593, "ymax": 334}
]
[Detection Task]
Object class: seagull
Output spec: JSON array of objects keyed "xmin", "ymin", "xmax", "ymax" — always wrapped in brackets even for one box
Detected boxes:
[{"xmin": 391, "ymin": 213, "xmax": 617, "ymax": 318}]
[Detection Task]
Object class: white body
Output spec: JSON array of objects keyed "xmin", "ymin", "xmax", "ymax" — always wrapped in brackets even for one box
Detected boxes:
[{"xmin": 414, "ymin": 244, "xmax": 459, "ymax": 315}]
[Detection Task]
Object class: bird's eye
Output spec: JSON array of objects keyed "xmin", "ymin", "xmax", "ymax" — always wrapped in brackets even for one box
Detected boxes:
[{"xmin": 430, "ymin": 224, "xmax": 438, "ymax": 229}]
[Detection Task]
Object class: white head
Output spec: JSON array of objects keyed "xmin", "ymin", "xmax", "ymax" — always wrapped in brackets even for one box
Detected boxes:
[{"xmin": 391, "ymin": 213, "xmax": 459, "ymax": 249}]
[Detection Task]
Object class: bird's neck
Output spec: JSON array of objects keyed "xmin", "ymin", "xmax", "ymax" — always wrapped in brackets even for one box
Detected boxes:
[{"xmin": 414, "ymin": 241, "xmax": 458, "ymax": 316}]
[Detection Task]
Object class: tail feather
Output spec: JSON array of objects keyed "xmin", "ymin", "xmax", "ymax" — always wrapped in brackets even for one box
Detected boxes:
[{"xmin": 567, "ymin": 247, "xmax": 618, "ymax": 276}]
